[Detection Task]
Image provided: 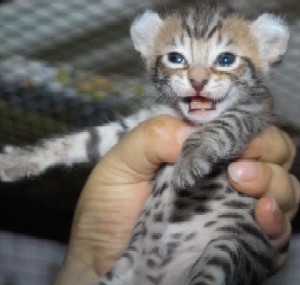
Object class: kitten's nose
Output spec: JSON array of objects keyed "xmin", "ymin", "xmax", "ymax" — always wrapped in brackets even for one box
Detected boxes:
[
  {"xmin": 190, "ymin": 79, "xmax": 208, "ymax": 92},
  {"xmin": 189, "ymin": 67, "xmax": 211, "ymax": 92}
]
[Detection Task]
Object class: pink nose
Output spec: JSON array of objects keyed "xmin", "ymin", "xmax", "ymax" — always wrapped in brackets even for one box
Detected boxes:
[{"xmin": 190, "ymin": 79, "xmax": 208, "ymax": 92}]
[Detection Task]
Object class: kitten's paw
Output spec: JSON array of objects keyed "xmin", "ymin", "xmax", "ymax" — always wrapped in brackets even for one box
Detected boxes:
[
  {"xmin": 172, "ymin": 156, "xmax": 211, "ymax": 190},
  {"xmin": 0, "ymin": 149, "xmax": 44, "ymax": 182}
]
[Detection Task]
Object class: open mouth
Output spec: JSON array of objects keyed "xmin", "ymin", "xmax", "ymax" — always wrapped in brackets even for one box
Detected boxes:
[{"xmin": 184, "ymin": 96, "xmax": 216, "ymax": 112}]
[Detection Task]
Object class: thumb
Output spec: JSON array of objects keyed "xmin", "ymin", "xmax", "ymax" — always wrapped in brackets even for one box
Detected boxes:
[{"xmin": 89, "ymin": 115, "xmax": 196, "ymax": 186}]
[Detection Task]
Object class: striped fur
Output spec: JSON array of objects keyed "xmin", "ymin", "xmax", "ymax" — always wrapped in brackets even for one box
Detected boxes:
[{"xmin": 0, "ymin": 2, "xmax": 290, "ymax": 285}]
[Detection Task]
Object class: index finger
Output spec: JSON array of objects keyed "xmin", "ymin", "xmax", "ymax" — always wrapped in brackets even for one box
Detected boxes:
[{"xmin": 242, "ymin": 126, "xmax": 296, "ymax": 170}]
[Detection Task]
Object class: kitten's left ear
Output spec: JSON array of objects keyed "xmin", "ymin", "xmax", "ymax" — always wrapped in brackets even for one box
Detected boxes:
[{"xmin": 251, "ymin": 14, "xmax": 289, "ymax": 67}]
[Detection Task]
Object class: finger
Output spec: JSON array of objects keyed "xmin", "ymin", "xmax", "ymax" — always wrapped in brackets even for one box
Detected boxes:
[
  {"xmin": 255, "ymin": 198, "xmax": 291, "ymax": 271},
  {"xmin": 228, "ymin": 161, "xmax": 300, "ymax": 213},
  {"xmin": 255, "ymin": 197, "xmax": 291, "ymax": 249},
  {"xmin": 242, "ymin": 126, "xmax": 296, "ymax": 170}
]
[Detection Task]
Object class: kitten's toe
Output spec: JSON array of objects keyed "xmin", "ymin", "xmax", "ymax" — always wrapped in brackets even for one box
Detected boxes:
[
  {"xmin": 0, "ymin": 154, "xmax": 42, "ymax": 182},
  {"xmin": 172, "ymin": 157, "xmax": 209, "ymax": 191},
  {"xmin": 172, "ymin": 168, "xmax": 195, "ymax": 190},
  {"xmin": 0, "ymin": 168, "xmax": 20, "ymax": 182},
  {"xmin": 1, "ymin": 164, "xmax": 39, "ymax": 182}
]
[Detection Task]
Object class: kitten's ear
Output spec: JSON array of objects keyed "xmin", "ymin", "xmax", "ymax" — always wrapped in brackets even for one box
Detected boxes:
[
  {"xmin": 251, "ymin": 14, "xmax": 289, "ymax": 66},
  {"xmin": 130, "ymin": 10, "xmax": 163, "ymax": 58}
]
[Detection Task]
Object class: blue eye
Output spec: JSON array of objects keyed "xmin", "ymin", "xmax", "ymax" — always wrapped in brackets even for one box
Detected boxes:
[
  {"xmin": 217, "ymin": 53, "xmax": 236, "ymax": 67},
  {"xmin": 168, "ymin": 52, "xmax": 186, "ymax": 64}
]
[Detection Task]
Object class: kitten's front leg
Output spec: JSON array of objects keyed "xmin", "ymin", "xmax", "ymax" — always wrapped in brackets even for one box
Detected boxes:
[
  {"xmin": 172, "ymin": 112, "xmax": 268, "ymax": 190},
  {"xmin": 0, "ymin": 129, "xmax": 101, "ymax": 182},
  {"xmin": 0, "ymin": 121, "xmax": 130, "ymax": 182},
  {"xmin": 0, "ymin": 104, "xmax": 179, "ymax": 182}
]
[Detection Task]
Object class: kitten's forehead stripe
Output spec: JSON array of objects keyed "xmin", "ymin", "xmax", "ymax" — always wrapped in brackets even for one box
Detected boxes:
[
  {"xmin": 207, "ymin": 20, "xmax": 223, "ymax": 40},
  {"xmin": 175, "ymin": 2, "xmax": 232, "ymax": 40},
  {"xmin": 180, "ymin": 13, "xmax": 193, "ymax": 38}
]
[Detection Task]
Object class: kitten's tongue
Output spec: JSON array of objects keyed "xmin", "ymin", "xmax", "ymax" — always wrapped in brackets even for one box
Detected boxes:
[{"xmin": 188, "ymin": 96, "xmax": 215, "ymax": 112}]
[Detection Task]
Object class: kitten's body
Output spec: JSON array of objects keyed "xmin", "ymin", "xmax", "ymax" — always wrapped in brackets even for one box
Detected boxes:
[{"xmin": 0, "ymin": 2, "xmax": 290, "ymax": 285}]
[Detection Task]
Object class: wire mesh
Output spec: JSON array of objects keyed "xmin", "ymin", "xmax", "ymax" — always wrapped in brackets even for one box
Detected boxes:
[{"xmin": 0, "ymin": 0, "xmax": 299, "ymax": 144}]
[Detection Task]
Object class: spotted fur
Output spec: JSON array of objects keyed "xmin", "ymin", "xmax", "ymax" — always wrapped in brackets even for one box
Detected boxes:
[{"xmin": 0, "ymin": 2, "xmax": 290, "ymax": 285}]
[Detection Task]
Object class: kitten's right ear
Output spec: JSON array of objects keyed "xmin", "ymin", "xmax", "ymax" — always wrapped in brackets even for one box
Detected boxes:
[{"xmin": 130, "ymin": 10, "xmax": 163, "ymax": 58}]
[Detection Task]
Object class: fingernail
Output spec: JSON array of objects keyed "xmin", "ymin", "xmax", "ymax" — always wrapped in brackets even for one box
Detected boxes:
[
  {"xmin": 262, "ymin": 197, "xmax": 282, "ymax": 218},
  {"xmin": 178, "ymin": 125, "xmax": 196, "ymax": 144},
  {"xmin": 270, "ymin": 198, "xmax": 289, "ymax": 238},
  {"xmin": 270, "ymin": 198, "xmax": 282, "ymax": 216},
  {"xmin": 228, "ymin": 162, "xmax": 260, "ymax": 183},
  {"xmin": 264, "ymin": 197, "xmax": 287, "ymax": 239}
]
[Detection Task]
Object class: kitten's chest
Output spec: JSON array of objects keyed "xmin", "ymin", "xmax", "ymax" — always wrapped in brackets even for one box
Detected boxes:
[
  {"xmin": 147, "ymin": 164, "xmax": 232, "ymax": 217},
  {"xmin": 141, "ymin": 163, "xmax": 255, "ymax": 246},
  {"xmin": 141, "ymin": 165, "xmax": 230, "ymax": 249}
]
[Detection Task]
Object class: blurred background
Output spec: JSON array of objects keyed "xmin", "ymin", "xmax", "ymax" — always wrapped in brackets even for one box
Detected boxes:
[{"xmin": 0, "ymin": 0, "xmax": 299, "ymax": 284}]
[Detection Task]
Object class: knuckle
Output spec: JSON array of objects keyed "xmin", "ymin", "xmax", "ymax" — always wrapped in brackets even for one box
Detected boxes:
[
  {"xmin": 142, "ymin": 115, "xmax": 182, "ymax": 163},
  {"xmin": 275, "ymin": 133, "xmax": 290, "ymax": 163},
  {"xmin": 291, "ymin": 174, "xmax": 300, "ymax": 204},
  {"xmin": 283, "ymin": 132, "xmax": 296, "ymax": 163},
  {"xmin": 146, "ymin": 115, "xmax": 170, "ymax": 132},
  {"xmin": 266, "ymin": 127, "xmax": 294, "ymax": 166},
  {"xmin": 283, "ymin": 172, "xmax": 296, "ymax": 207},
  {"xmin": 269, "ymin": 165, "xmax": 294, "ymax": 208},
  {"xmin": 144, "ymin": 115, "xmax": 178, "ymax": 145}
]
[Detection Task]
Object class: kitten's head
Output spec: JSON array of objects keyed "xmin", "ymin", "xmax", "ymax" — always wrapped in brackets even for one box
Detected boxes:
[{"xmin": 130, "ymin": 3, "xmax": 289, "ymax": 124}]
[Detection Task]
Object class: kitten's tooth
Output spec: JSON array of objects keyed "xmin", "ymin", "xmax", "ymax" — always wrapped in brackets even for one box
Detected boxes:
[
  {"xmin": 190, "ymin": 101, "xmax": 212, "ymax": 111},
  {"xmin": 189, "ymin": 97, "xmax": 214, "ymax": 111}
]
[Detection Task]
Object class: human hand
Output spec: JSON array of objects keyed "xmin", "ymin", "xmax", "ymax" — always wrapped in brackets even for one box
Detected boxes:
[
  {"xmin": 53, "ymin": 119, "xmax": 299, "ymax": 285},
  {"xmin": 53, "ymin": 115, "xmax": 196, "ymax": 285},
  {"xmin": 228, "ymin": 126, "xmax": 300, "ymax": 268}
]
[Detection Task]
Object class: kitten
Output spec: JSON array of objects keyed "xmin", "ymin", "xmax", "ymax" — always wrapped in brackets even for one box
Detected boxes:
[{"xmin": 0, "ymin": 1, "xmax": 290, "ymax": 285}]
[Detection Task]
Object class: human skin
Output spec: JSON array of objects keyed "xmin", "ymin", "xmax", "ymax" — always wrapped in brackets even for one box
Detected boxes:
[{"xmin": 53, "ymin": 115, "xmax": 299, "ymax": 285}]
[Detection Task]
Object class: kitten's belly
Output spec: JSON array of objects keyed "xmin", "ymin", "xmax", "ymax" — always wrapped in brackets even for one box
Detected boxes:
[
  {"xmin": 137, "ymin": 213, "xmax": 222, "ymax": 285},
  {"xmin": 137, "ymin": 165, "xmax": 256, "ymax": 285}
]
